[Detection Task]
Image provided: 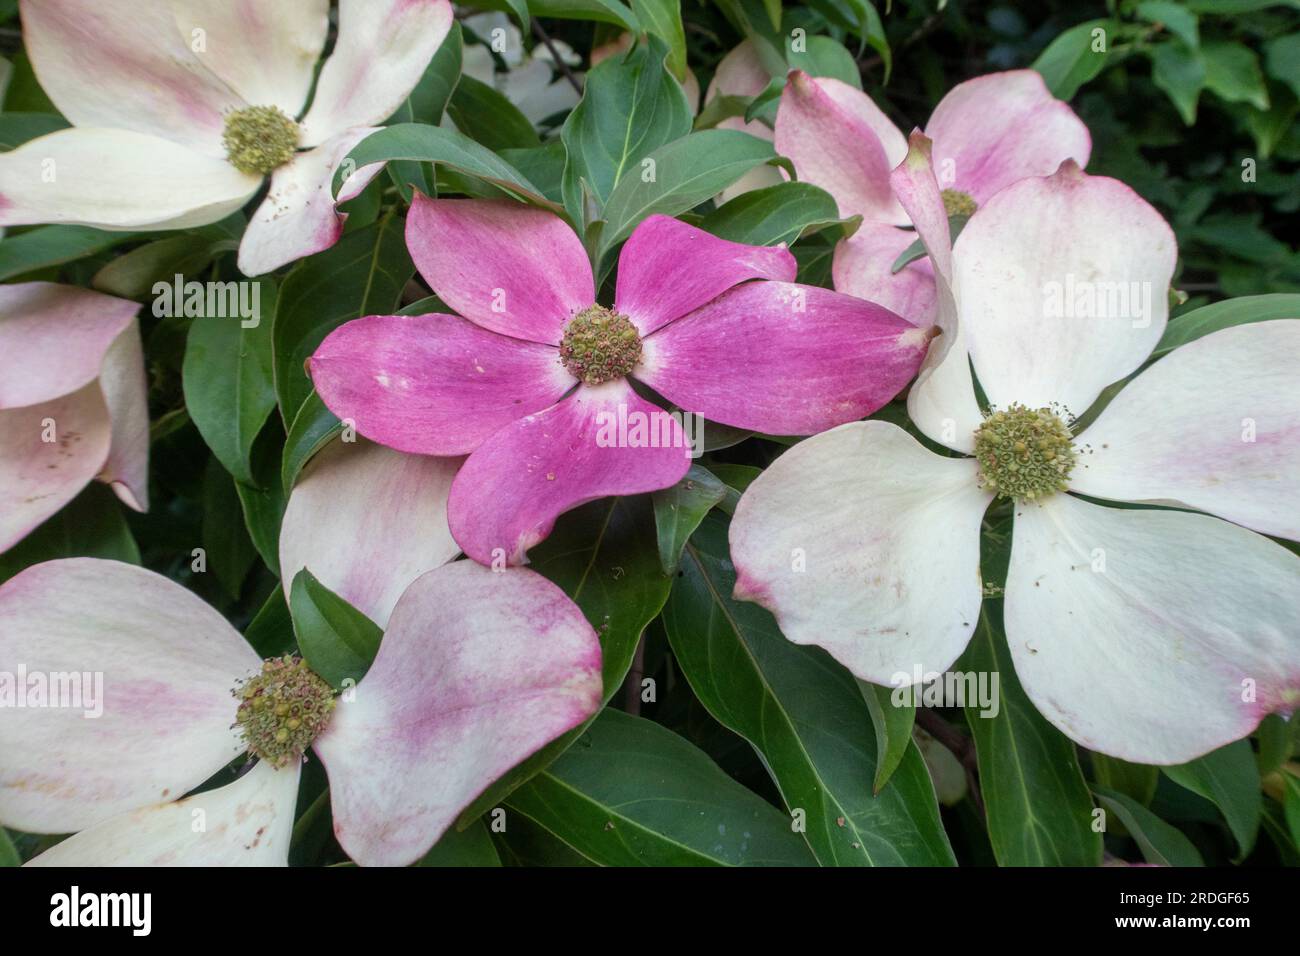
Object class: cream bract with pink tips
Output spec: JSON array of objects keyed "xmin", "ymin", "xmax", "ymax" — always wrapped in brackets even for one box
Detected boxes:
[
  {"xmin": 774, "ymin": 68, "xmax": 1091, "ymax": 329},
  {"xmin": 0, "ymin": 558, "xmax": 602, "ymax": 866},
  {"xmin": 0, "ymin": 0, "xmax": 453, "ymax": 275},
  {"xmin": 0, "ymin": 282, "xmax": 149, "ymax": 553},
  {"xmin": 310, "ymin": 199, "xmax": 934, "ymax": 566},
  {"xmin": 729, "ymin": 134, "xmax": 1300, "ymax": 766}
]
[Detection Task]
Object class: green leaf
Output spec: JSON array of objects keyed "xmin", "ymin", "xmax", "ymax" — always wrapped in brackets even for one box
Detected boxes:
[
  {"xmin": 1135, "ymin": 1, "xmax": 1200, "ymax": 49},
  {"xmin": 234, "ymin": 422, "xmax": 287, "ymax": 577},
  {"xmin": 1091, "ymin": 753, "xmax": 1160, "ymax": 806},
  {"xmin": 651, "ymin": 464, "xmax": 726, "ymax": 574},
  {"xmin": 408, "ymin": 21, "xmax": 463, "ymax": 124},
  {"xmin": 0, "ymin": 225, "xmax": 142, "ymax": 281},
  {"xmin": 858, "ymin": 680, "xmax": 917, "ymax": 794},
  {"xmin": 1265, "ymin": 33, "xmax": 1300, "ymax": 99},
  {"xmin": 272, "ymin": 214, "xmax": 412, "ymax": 419},
  {"xmin": 92, "ymin": 235, "xmax": 225, "ymax": 299},
  {"xmin": 1152, "ymin": 293, "xmax": 1300, "ymax": 358},
  {"xmin": 289, "ymin": 568, "xmax": 384, "ymax": 688},
  {"xmin": 790, "ymin": 35, "xmax": 865, "ymax": 87},
  {"xmin": 244, "ymin": 585, "xmax": 295, "ymax": 658},
  {"xmin": 419, "ymin": 819, "xmax": 502, "ymax": 866},
  {"xmin": 0, "ymin": 111, "xmax": 67, "ymax": 150},
  {"xmin": 1255, "ymin": 714, "xmax": 1291, "ymax": 776},
  {"xmin": 336, "ymin": 123, "xmax": 558, "ymax": 209},
  {"xmin": 182, "ymin": 280, "xmax": 278, "ymax": 485},
  {"xmin": 961, "ymin": 609, "xmax": 1102, "ymax": 866},
  {"xmin": 500, "ymin": 141, "xmax": 567, "ymax": 204},
  {"xmin": 456, "ymin": 497, "xmax": 673, "ymax": 823},
  {"xmin": 1201, "ymin": 41, "xmax": 1270, "ymax": 110},
  {"xmin": 0, "ymin": 828, "xmax": 18, "ymax": 867},
  {"xmin": 0, "ymin": 483, "xmax": 139, "ymax": 585},
  {"xmin": 1163, "ymin": 739, "xmax": 1261, "ymax": 858},
  {"xmin": 1282, "ymin": 772, "xmax": 1300, "ymax": 850},
  {"xmin": 630, "ymin": 0, "xmax": 688, "ymax": 80},
  {"xmin": 804, "ymin": 2, "xmax": 889, "ymax": 81},
  {"xmin": 1149, "ymin": 41, "xmax": 1206, "ymax": 125},
  {"xmin": 597, "ymin": 129, "xmax": 782, "ymax": 261},
  {"xmin": 448, "ymin": 74, "xmax": 542, "ymax": 150},
  {"xmin": 702, "ymin": 181, "xmax": 848, "ymax": 247},
  {"xmin": 280, "ymin": 391, "xmax": 343, "ymax": 494},
  {"xmin": 201, "ymin": 458, "xmax": 258, "ymax": 600},
  {"xmin": 892, "ymin": 213, "xmax": 969, "ymax": 273},
  {"xmin": 560, "ymin": 34, "xmax": 692, "ymax": 224},
  {"xmin": 508, "ymin": 709, "xmax": 816, "ymax": 865},
  {"xmin": 664, "ymin": 511, "xmax": 956, "ymax": 866},
  {"xmin": 1032, "ymin": 19, "xmax": 1112, "ymax": 100},
  {"xmin": 1093, "ymin": 786, "xmax": 1205, "ymax": 866},
  {"xmin": 528, "ymin": 0, "xmax": 641, "ymax": 31}
]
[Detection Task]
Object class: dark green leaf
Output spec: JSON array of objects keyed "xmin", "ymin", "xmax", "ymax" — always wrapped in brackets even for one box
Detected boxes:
[
  {"xmin": 1091, "ymin": 753, "xmax": 1160, "ymax": 806},
  {"xmin": 92, "ymin": 235, "xmax": 225, "ymax": 299},
  {"xmin": 702, "ymin": 181, "xmax": 847, "ymax": 247},
  {"xmin": 289, "ymin": 568, "xmax": 384, "ymax": 688},
  {"xmin": 859, "ymin": 680, "xmax": 916, "ymax": 794},
  {"xmin": 961, "ymin": 610, "xmax": 1102, "ymax": 866},
  {"xmin": 0, "ymin": 111, "xmax": 67, "ymax": 150},
  {"xmin": 449, "ymin": 74, "xmax": 542, "ymax": 150},
  {"xmin": 419, "ymin": 819, "xmax": 502, "ymax": 866},
  {"xmin": 281, "ymin": 391, "xmax": 343, "ymax": 494},
  {"xmin": 1032, "ymin": 19, "xmax": 1112, "ymax": 100},
  {"xmin": 597, "ymin": 129, "xmax": 783, "ymax": 260},
  {"xmin": 508, "ymin": 709, "xmax": 816, "ymax": 865},
  {"xmin": 0, "ymin": 484, "xmax": 139, "ymax": 585},
  {"xmin": 560, "ymin": 34, "xmax": 692, "ymax": 224},
  {"xmin": 1163, "ymin": 739, "xmax": 1260, "ymax": 858},
  {"xmin": 0, "ymin": 225, "xmax": 142, "ymax": 281},
  {"xmin": 1093, "ymin": 786, "xmax": 1205, "ymax": 866},
  {"xmin": 0, "ymin": 828, "xmax": 17, "ymax": 867},
  {"xmin": 336, "ymin": 123, "xmax": 557, "ymax": 209},
  {"xmin": 664, "ymin": 511, "xmax": 956, "ymax": 866},
  {"xmin": 183, "ymin": 280, "xmax": 278, "ymax": 485},
  {"xmin": 652, "ymin": 463, "xmax": 726, "ymax": 574},
  {"xmin": 201, "ymin": 458, "xmax": 258, "ymax": 600},
  {"xmin": 1149, "ymin": 42, "xmax": 1205, "ymax": 125},
  {"xmin": 1202, "ymin": 41, "xmax": 1270, "ymax": 110},
  {"xmin": 1152, "ymin": 294, "xmax": 1300, "ymax": 358}
]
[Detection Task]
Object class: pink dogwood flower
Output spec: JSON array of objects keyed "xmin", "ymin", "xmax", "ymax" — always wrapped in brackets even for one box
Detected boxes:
[
  {"xmin": 0, "ymin": 282, "xmax": 148, "ymax": 553},
  {"xmin": 730, "ymin": 135, "xmax": 1300, "ymax": 765},
  {"xmin": 0, "ymin": 0, "xmax": 452, "ymax": 276},
  {"xmin": 0, "ymin": 554, "xmax": 602, "ymax": 866},
  {"xmin": 775, "ymin": 69, "xmax": 1091, "ymax": 326},
  {"xmin": 309, "ymin": 198, "xmax": 935, "ymax": 566}
]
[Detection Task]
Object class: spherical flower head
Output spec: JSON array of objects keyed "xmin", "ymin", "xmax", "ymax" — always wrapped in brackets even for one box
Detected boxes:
[
  {"xmin": 941, "ymin": 189, "xmax": 978, "ymax": 218},
  {"xmin": 233, "ymin": 655, "xmax": 335, "ymax": 768},
  {"xmin": 973, "ymin": 403, "xmax": 1077, "ymax": 501},
  {"xmin": 559, "ymin": 305, "xmax": 642, "ymax": 386},
  {"xmin": 222, "ymin": 105, "xmax": 299, "ymax": 176}
]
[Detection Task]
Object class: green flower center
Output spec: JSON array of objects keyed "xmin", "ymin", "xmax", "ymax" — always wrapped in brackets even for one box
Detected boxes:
[
  {"xmin": 222, "ymin": 105, "xmax": 299, "ymax": 175},
  {"xmin": 941, "ymin": 189, "xmax": 978, "ymax": 218},
  {"xmin": 233, "ymin": 656, "xmax": 335, "ymax": 768},
  {"xmin": 559, "ymin": 305, "xmax": 642, "ymax": 386},
  {"xmin": 973, "ymin": 403, "xmax": 1076, "ymax": 501}
]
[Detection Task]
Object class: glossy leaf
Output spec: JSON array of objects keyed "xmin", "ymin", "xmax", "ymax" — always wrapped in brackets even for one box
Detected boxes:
[
  {"xmin": 651, "ymin": 463, "xmax": 726, "ymax": 574},
  {"xmin": 859, "ymin": 680, "xmax": 917, "ymax": 794},
  {"xmin": 182, "ymin": 279, "xmax": 278, "ymax": 485},
  {"xmin": 702, "ymin": 181, "xmax": 848, "ymax": 247},
  {"xmin": 664, "ymin": 510, "xmax": 956, "ymax": 866},
  {"xmin": 507, "ymin": 709, "xmax": 816, "ymax": 865},
  {"xmin": 1163, "ymin": 739, "xmax": 1261, "ymax": 858},
  {"xmin": 961, "ymin": 609, "xmax": 1103, "ymax": 867},
  {"xmin": 1093, "ymin": 786, "xmax": 1205, "ymax": 867},
  {"xmin": 289, "ymin": 568, "xmax": 383, "ymax": 689}
]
